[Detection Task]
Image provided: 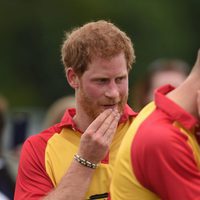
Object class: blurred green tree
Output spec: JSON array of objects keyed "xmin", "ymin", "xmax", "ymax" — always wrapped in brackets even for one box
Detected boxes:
[{"xmin": 0, "ymin": 0, "xmax": 199, "ymax": 108}]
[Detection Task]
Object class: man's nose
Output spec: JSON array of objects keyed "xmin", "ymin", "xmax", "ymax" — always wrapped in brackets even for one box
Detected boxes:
[{"xmin": 104, "ymin": 82, "xmax": 119, "ymax": 99}]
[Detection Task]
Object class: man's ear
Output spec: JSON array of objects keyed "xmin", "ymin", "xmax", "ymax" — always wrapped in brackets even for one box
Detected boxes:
[{"xmin": 66, "ymin": 68, "xmax": 79, "ymax": 89}]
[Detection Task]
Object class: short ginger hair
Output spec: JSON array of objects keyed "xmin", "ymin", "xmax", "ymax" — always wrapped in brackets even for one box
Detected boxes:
[{"xmin": 61, "ymin": 20, "xmax": 135, "ymax": 76}]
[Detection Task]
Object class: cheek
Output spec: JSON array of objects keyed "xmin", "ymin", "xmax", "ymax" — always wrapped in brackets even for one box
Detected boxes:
[
  {"xmin": 84, "ymin": 84, "xmax": 104, "ymax": 98},
  {"xmin": 120, "ymin": 82, "xmax": 129, "ymax": 95}
]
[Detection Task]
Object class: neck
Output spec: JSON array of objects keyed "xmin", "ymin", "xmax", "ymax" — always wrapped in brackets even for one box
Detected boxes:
[
  {"xmin": 73, "ymin": 108, "xmax": 93, "ymax": 132},
  {"xmin": 73, "ymin": 116, "xmax": 88, "ymax": 132},
  {"xmin": 167, "ymin": 76, "xmax": 200, "ymax": 119}
]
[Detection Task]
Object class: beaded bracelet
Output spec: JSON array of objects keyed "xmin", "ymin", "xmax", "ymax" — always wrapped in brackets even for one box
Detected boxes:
[{"xmin": 74, "ymin": 154, "xmax": 99, "ymax": 169}]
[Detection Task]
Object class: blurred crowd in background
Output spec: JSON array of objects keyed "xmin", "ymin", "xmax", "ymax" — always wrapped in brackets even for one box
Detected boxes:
[
  {"xmin": 0, "ymin": 0, "xmax": 199, "ymax": 199},
  {"xmin": 0, "ymin": 95, "xmax": 76, "ymax": 199}
]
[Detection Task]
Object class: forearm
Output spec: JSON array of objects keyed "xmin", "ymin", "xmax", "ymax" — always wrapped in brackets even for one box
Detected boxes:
[{"xmin": 42, "ymin": 160, "xmax": 95, "ymax": 200}]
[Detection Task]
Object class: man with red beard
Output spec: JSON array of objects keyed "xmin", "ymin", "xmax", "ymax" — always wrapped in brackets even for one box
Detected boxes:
[{"xmin": 14, "ymin": 20, "xmax": 137, "ymax": 200}]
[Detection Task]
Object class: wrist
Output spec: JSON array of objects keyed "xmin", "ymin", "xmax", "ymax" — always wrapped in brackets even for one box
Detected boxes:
[{"xmin": 74, "ymin": 154, "xmax": 99, "ymax": 169}]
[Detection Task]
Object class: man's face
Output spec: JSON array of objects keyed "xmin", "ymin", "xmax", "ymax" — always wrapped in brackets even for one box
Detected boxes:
[{"xmin": 77, "ymin": 53, "xmax": 129, "ymax": 120}]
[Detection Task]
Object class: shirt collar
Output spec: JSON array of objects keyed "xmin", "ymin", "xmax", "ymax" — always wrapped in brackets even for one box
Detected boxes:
[
  {"xmin": 155, "ymin": 84, "xmax": 199, "ymax": 130},
  {"xmin": 59, "ymin": 104, "xmax": 137, "ymax": 131}
]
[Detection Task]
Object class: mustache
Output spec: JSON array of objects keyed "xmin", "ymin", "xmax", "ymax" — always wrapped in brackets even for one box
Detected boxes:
[
  {"xmin": 101, "ymin": 96, "xmax": 127, "ymax": 105},
  {"xmin": 100, "ymin": 100, "xmax": 121, "ymax": 105}
]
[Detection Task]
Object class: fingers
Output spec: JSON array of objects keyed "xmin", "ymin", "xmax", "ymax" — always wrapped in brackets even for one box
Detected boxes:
[
  {"xmin": 103, "ymin": 112, "xmax": 120, "ymax": 144},
  {"xmin": 86, "ymin": 109, "xmax": 113, "ymax": 133},
  {"xmin": 78, "ymin": 108, "xmax": 120, "ymax": 164},
  {"xmin": 95, "ymin": 109, "xmax": 120, "ymax": 137}
]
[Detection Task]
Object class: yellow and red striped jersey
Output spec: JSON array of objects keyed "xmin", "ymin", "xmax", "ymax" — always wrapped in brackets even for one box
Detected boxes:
[
  {"xmin": 110, "ymin": 85, "xmax": 200, "ymax": 200},
  {"xmin": 15, "ymin": 104, "xmax": 137, "ymax": 200}
]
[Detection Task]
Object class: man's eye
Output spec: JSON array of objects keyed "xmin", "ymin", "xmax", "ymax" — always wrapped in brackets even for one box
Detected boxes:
[
  {"xmin": 116, "ymin": 77, "xmax": 125, "ymax": 83},
  {"xmin": 97, "ymin": 79, "xmax": 107, "ymax": 83}
]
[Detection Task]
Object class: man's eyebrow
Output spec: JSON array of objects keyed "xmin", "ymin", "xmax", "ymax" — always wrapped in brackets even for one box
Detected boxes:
[{"xmin": 91, "ymin": 76, "xmax": 109, "ymax": 80}]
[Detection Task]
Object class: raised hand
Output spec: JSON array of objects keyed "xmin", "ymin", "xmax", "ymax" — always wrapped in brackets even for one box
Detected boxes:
[{"xmin": 77, "ymin": 108, "xmax": 120, "ymax": 164}]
